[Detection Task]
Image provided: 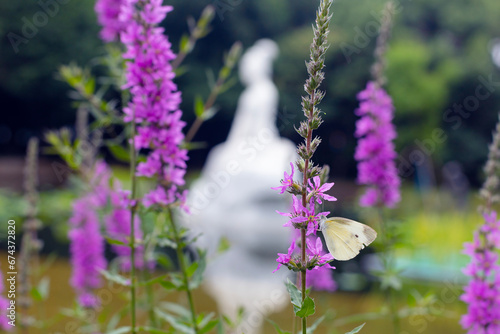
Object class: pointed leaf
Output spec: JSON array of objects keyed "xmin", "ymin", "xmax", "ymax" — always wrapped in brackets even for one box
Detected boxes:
[
  {"xmin": 306, "ymin": 314, "xmax": 325, "ymax": 333},
  {"xmin": 105, "ymin": 236, "xmax": 128, "ymax": 247},
  {"xmin": 345, "ymin": 323, "xmax": 365, "ymax": 334},
  {"xmin": 296, "ymin": 296, "xmax": 315, "ymax": 318},
  {"xmin": 186, "ymin": 261, "xmax": 199, "ymax": 278},
  {"xmin": 139, "ymin": 327, "xmax": 171, "ymax": 334},
  {"xmin": 285, "ymin": 278, "xmax": 302, "ymax": 311},
  {"xmin": 107, "ymin": 144, "xmax": 131, "ymax": 163},
  {"xmin": 100, "ymin": 270, "xmax": 130, "ymax": 286},
  {"xmin": 155, "ymin": 309, "xmax": 195, "ymax": 334},
  {"xmin": 106, "ymin": 327, "xmax": 131, "ymax": 334},
  {"xmin": 194, "ymin": 95, "xmax": 205, "ymax": 118},
  {"xmin": 266, "ymin": 319, "xmax": 292, "ymax": 334}
]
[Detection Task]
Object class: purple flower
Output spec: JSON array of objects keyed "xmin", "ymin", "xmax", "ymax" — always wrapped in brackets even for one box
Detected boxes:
[
  {"xmin": 354, "ymin": 81, "xmax": 400, "ymax": 208},
  {"xmin": 274, "ymin": 241, "xmax": 296, "ymax": 273},
  {"xmin": 461, "ymin": 210, "xmax": 500, "ymax": 332},
  {"xmin": 143, "ymin": 186, "xmax": 176, "ymax": 208},
  {"xmin": 306, "ymin": 237, "xmax": 334, "ymax": 267},
  {"xmin": 105, "ymin": 186, "xmax": 152, "ymax": 272},
  {"xmin": 95, "ymin": 0, "xmax": 126, "ymax": 42},
  {"xmin": 69, "ymin": 196, "xmax": 107, "ymax": 308},
  {"xmin": 120, "ymin": 0, "xmax": 189, "ymax": 211},
  {"xmin": 277, "ymin": 197, "xmax": 329, "ymax": 235},
  {"xmin": 306, "ymin": 266, "xmax": 337, "ymax": 292},
  {"xmin": 308, "ymin": 176, "xmax": 337, "ymax": 204},
  {"xmin": 272, "ymin": 162, "xmax": 295, "ymax": 194}
]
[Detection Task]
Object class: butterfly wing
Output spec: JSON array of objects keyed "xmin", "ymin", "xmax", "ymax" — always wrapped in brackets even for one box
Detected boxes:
[{"xmin": 322, "ymin": 217, "xmax": 377, "ymax": 261}]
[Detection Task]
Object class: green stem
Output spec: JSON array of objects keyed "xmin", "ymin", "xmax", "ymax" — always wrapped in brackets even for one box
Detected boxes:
[
  {"xmin": 129, "ymin": 112, "xmax": 138, "ymax": 334},
  {"xmin": 376, "ymin": 208, "xmax": 400, "ymax": 334},
  {"xmin": 168, "ymin": 208, "xmax": 199, "ymax": 333},
  {"xmin": 301, "ymin": 228, "xmax": 307, "ymax": 334}
]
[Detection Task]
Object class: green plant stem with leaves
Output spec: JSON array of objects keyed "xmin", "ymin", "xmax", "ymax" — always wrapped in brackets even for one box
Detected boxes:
[
  {"xmin": 167, "ymin": 208, "xmax": 199, "ymax": 333},
  {"xmin": 295, "ymin": 0, "xmax": 333, "ymax": 332},
  {"xmin": 129, "ymin": 111, "xmax": 138, "ymax": 334},
  {"xmin": 375, "ymin": 208, "xmax": 400, "ymax": 334},
  {"xmin": 184, "ymin": 41, "xmax": 242, "ymax": 144}
]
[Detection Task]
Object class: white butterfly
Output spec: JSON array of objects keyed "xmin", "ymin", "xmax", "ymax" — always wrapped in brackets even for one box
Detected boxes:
[{"xmin": 320, "ymin": 216, "xmax": 377, "ymax": 261}]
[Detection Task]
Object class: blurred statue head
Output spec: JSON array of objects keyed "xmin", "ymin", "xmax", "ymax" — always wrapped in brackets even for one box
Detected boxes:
[{"xmin": 239, "ymin": 39, "xmax": 279, "ymax": 86}]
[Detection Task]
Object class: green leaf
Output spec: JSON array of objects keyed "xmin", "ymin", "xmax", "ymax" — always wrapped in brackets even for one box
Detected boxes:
[
  {"xmin": 155, "ymin": 309, "xmax": 195, "ymax": 334},
  {"xmin": 285, "ymin": 278, "xmax": 302, "ymax": 313},
  {"xmin": 160, "ymin": 302, "xmax": 191, "ymax": 318},
  {"xmin": 105, "ymin": 236, "xmax": 128, "ymax": 247},
  {"xmin": 186, "ymin": 261, "xmax": 199, "ymax": 278},
  {"xmin": 216, "ymin": 316, "xmax": 225, "ymax": 334},
  {"xmin": 139, "ymin": 327, "xmax": 170, "ymax": 334},
  {"xmin": 200, "ymin": 107, "xmax": 217, "ymax": 121},
  {"xmin": 179, "ymin": 34, "xmax": 191, "ymax": 53},
  {"xmin": 100, "ymin": 270, "xmax": 130, "ymax": 286},
  {"xmin": 107, "ymin": 144, "xmax": 131, "ymax": 163},
  {"xmin": 31, "ymin": 277, "xmax": 50, "ymax": 301},
  {"xmin": 345, "ymin": 323, "xmax": 365, "ymax": 334},
  {"xmin": 266, "ymin": 319, "xmax": 291, "ymax": 334},
  {"xmin": 194, "ymin": 95, "xmax": 205, "ymax": 118},
  {"xmin": 84, "ymin": 77, "xmax": 96, "ymax": 95},
  {"xmin": 156, "ymin": 253, "xmax": 174, "ymax": 270},
  {"xmin": 106, "ymin": 327, "xmax": 131, "ymax": 334},
  {"xmin": 189, "ymin": 250, "xmax": 207, "ymax": 289},
  {"xmin": 306, "ymin": 314, "xmax": 325, "ymax": 333},
  {"xmin": 138, "ymin": 274, "xmax": 169, "ymax": 287},
  {"xmin": 159, "ymin": 280, "xmax": 177, "ymax": 291},
  {"xmin": 296, "ymin": 296, "xmax": 315, "ymax": 318},
  {"xmin": 199, "ymin": 319, "xmax": 218, "ymax": 334},
  {"xmin": 217, "ymin": 236, "xmax": 231, "ymax": 253}
]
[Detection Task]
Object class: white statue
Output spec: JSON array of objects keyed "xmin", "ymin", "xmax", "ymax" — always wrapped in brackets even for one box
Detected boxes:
[{"xmin": 183, "ymin": 39, "xmax": 297, "ymax": 334}]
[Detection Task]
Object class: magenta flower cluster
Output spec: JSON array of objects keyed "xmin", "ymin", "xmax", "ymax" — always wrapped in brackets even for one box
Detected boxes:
[
  {"xmin": 272, "ymin": 163, "xmax": 337, "ymax": 274},
  {"xmin": 119, "ymin": 0, "xmax": 189, "ymax": 210},
  {"xmin": 95, "ymin": 0, "xmax": 126, "ymax": 42},
  {"xmin": 105, "ymin": 182, "xmax": 149, "ymax": 272},
  {"xmin": 68, "ymin": 163, "xmax": 109, "ymax": 308},
  {"xmin": 461, "ymin": 210, "xmax": 500, "ymax": 333},
  {"xmin": 69, "ymin": 162, "xmax": 147, "ymax": 308},
  {"xmin": 354, "ymin": 81, "xmax": 400, "ymax": 208}
]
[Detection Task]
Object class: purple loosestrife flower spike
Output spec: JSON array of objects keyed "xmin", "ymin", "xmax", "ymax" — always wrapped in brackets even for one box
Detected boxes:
[
  {"xmin": 462, "ymin": 112, "xmax": 500, "ymax": 333},
  {"xmin": 95, "ymin": 0, "xmax": 127, "ymax": 42},
  {"xmin": 105, "ymin": 185, "xmax": 150, "ymax": 271},
  {"xmin": 461, "ymin": 212, "xmax": 500, "ymax": 333},
  {"xmin": 120, "ymin": 0, "xmax": 189, "ymax": 210},
  {"xmin": 354, "ymin": 81, "xmax": 400, "ymax": 208},
  {"xmin": 69, "ymin": 196, "xmax": 107, "ymax": 308}
]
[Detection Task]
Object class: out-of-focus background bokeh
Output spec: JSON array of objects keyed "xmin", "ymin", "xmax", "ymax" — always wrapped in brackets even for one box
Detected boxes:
[{"xmin": 1, "ymin": 0, "xmax": 500, "ymax": 333}]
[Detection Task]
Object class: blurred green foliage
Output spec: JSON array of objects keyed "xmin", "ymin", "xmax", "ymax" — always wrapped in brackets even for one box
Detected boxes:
[{"xmin": 2, "ymin": 0, "xmax": 500, "ymax": 184}]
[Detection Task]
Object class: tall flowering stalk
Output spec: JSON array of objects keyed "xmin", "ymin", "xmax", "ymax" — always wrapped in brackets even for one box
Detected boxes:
[
  {"xmin": 272, "ymin": 1, "xmax": 335, "ymax": 332},
  {"xmin": 353, "ymin": 3, "xmax": 401, "ymax": 332},
  {"xmin": 19, "ymin": 138, "xmax": 43, "ymax": 327},
  {"xmin": 68, "ymin": 162, "xmax": 110, "ymax": 308},
  {"xmin": 354, "ymin": 1, "xmax": 400, "ymax": 209},
  {"xmin": 98, "ymin": 0, "xmax": 190, "ymax": 331},
  {"xmin": 461, "ymin": 113, "xmax": 500, "ymax": 333}
]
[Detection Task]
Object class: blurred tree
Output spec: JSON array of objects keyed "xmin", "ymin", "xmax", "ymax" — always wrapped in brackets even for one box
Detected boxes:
[{"xmin": 1, "ymin": 0, "xmax": 500, "ymax": 185}]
